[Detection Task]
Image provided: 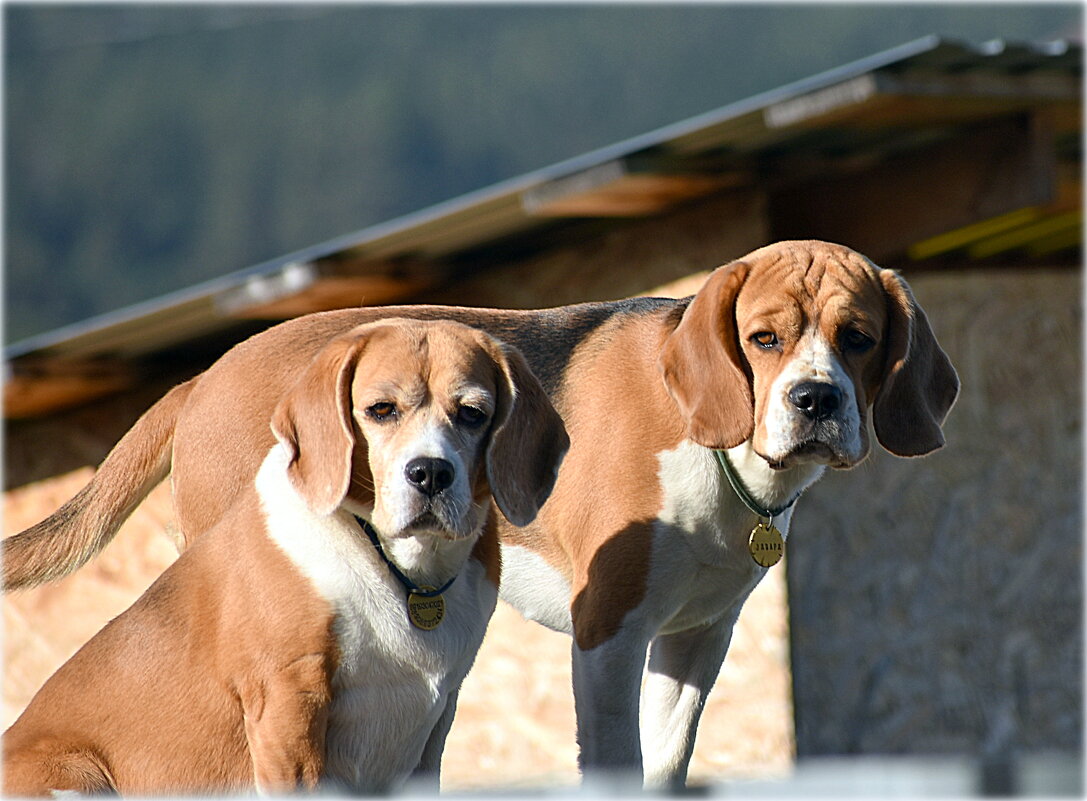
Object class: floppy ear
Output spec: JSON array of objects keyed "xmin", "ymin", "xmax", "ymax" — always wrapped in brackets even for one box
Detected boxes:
[
  {"xmin": 271, "ymin": 334, "xmax": 368, "ymax": 515},
  {"xmin": 483, "ymin": 340, "xmax": 570, "ymax": 527},
  {"xmin": 659, "ymin": 260, "xmax": 754, "ymax": 450},
  {"xmin": 873, "ymin": 270, "xmax": 960, "ymax": 456}
]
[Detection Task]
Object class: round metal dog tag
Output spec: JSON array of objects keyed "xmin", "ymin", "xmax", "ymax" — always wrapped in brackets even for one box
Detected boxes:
[
  {"xmin": 748, "ymin": 521, "xmax": 784, "ymax": 568},
  {"xmin": 407, "ymin": 588, "xmax": 446, "ymax": 630}
]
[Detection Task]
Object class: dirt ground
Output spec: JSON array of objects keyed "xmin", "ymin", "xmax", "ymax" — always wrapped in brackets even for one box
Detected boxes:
[{"xmin": 4, "ymin": 466, "xmax": 793, "ymax": 794}]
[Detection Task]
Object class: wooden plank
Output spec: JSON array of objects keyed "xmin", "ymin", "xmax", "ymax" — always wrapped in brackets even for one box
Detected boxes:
[
  {"xmin": 4, "ymin": 362, "xmax": 133, "ymax": 420},
  {"xmin": 768, "ymin": 115, "xmax": 1061, "ymax": 261},
  {"xmin": 525, "ymin": 172, "xmax": 740, "ymax": 217},
  {"xmin": 219, "ymin": 259, "xmax": 445, "ymax": 318},
  {"xmin": 522, "ymin": 157, "xmax": 743, "ymax": 218},
  {"xmin": 224, "ymin": 275, "xmax": 431, "ymax": 318}
]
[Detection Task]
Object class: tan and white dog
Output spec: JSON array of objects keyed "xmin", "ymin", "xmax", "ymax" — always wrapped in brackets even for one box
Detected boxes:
[
  {"xmin": 2, "ymin": 319, "xmax": 568, "ymax": 796},
  {"xmin": 5, "ymin": 240, "xmax": 958, "ymax": 789}
]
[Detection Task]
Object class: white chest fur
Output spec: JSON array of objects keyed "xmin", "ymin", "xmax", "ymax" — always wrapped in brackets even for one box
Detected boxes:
[
  {"xmin": 255, "ymin": 447, "xmax": 497, "ymax": 793},
  {"xmin": 650, "ymin": 440, "xmax": 822, "ymax": 633},
  {"xmin": 501, "ymin": 440, "xmax": 823, "ymax": 642}
]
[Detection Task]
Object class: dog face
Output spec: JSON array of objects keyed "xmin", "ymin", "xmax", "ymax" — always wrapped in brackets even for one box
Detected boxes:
[
  {"xmin": 660, "ymin": 240, "xmax": 959, "ymax": 469},
  {"xmin": 735, "ymin": 249, "xmax": 889, "ymax": 469},
  {"xmin": 271, "ymin": 319, "xmax": 568, "ymax": 538},
  {"xmin": 351, "ymin": 326, "xmax": 504, "ymax": 539}
]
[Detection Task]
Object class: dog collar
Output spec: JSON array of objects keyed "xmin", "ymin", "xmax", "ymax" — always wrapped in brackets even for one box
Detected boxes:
[
  {"xmin": 356, "ymin": 516, "xmax": 456, "ymax": 630},
  {"xmin": 713, "ymin": 450, "xmax": 803, "ymax": 569},
  {"xmin": 712, "ymin": 449, "xmax": 802, "ymax": 519}
]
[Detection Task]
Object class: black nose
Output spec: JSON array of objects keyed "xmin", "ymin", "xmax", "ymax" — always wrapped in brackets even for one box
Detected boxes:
[
  {"xmin": 405, "ymin": 457, "xmax": 455, "ymax": 497},
  {"xmin": 788, "ymin": 382, "xmax": 842, "ymax": 421}
]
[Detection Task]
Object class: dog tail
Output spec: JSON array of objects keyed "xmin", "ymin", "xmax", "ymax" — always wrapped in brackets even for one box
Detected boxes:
[{"xmin": 3, "ymin": 380, "xmax": 195, "ymax": 591}]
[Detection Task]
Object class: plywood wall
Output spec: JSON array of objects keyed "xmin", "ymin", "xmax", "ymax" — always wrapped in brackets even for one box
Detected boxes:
[{"xmin": 787, "ymin": 268, "xmax": 1082, "ymax": 759}]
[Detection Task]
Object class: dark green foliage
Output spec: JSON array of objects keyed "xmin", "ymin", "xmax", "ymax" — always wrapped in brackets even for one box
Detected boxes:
[{"xmin": 4, "ymin": 4, "xmax": 1080, "ymax": 342}]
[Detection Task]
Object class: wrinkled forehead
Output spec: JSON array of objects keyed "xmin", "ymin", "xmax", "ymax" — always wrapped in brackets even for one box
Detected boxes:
[
  {"xmin": 735, "ymin": 243, "xmax": 887, "ymax": 330},
  {"xmin": 353, "ymin": 323, "xmax": 499, "ymax": 399}
]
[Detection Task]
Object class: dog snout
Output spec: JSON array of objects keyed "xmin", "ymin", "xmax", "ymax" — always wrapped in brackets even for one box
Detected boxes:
[
  {"xmin": 404, "ymin": 457, "xmax": 455, "ymax": 498},
  {"xmin": 788, "ymin": 381, "xmax": 842, "ymax": 421}
]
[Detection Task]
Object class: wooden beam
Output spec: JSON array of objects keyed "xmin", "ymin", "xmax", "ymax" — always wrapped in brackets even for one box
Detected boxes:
[
  {"xmin": 218, "ymin": 259, "xmax": 445, "ymax": 319},
  {"xmin": 522, "ymin": 159, "xmax": 743, "ymax": 218},
  {"xmin": 5, "ymin": 361, "xmax": 133, "ymax": 420},
  {"xmin": 530, "ymin": 172, "xmax": 740, "ymax": 217},
  {"xmin": 768, "ymin": 115, "xmax": 1061, "ymax": 262}
]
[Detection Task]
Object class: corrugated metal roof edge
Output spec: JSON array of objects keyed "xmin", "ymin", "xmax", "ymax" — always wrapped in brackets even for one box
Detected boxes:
[{"xmin": 4, "ymin": 34, "xmax": 1078, "ymax": 362}]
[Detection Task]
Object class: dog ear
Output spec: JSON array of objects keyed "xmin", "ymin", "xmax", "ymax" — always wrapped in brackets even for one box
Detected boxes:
[
  {"xmin": 873, "ymin": 270, "xmax": 960, "ymax": 456},
  {"xmin": 659, "ymin": 260, "xmax": 755, "ymax": 450},
  {"xmin": 271, "ymin": 334, "xmax": 368, "ymax": 515},
  {"xmin": 484, "ymin": 340, "xmax": 569, "ymax": 527}
]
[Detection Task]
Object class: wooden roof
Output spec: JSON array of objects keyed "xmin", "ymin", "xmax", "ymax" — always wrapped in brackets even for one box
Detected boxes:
[{"xmin": 5, "ymin": 36, "xmax": 1081, "ymax": 419}]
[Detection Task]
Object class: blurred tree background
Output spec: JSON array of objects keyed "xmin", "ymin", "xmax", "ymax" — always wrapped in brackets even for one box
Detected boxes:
[{"xmin": 5, "ymin": 4, "xmax": 1080, "ymax": 343}]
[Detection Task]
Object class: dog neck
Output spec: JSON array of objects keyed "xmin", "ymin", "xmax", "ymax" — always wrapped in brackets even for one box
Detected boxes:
[
  {"xmin": 358, "ymin": 516, "xmax": 480, "ymax": 592},
  {"xmin": 722, "ymin": 440, "xmax": 824, "ymax": 515},
  {"xmin": 259, "ymin": 446, "xmax": 481, "ymax": 592}
]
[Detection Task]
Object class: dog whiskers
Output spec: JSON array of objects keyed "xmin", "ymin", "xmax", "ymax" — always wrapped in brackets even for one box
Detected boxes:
[{"xmin": 350, "ymin": 469, "xmax": 376, "ymax": 492}]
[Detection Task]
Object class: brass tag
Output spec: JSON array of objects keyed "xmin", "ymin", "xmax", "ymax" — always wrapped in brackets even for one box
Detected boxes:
[
  {"xmin": 407, "ymin": 588, "xmax": 445, "ymax": 630},
  {"xmin": 748, "ymin": 521, "xmax": 784, "ymax": 568}
]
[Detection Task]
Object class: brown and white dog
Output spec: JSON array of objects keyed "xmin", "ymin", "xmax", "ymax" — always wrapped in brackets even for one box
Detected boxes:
[
  {"xmin": 2, "ymin": 319, "xmax": 568, "ymax": 796},
  {"xmin": 5, "ymin": 240, "xmax": 958, "ymax": 789}
]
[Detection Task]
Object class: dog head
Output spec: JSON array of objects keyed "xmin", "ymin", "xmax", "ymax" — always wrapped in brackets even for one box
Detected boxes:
[
  {"xmin": 660, "ymin": 240, "xmax": 959, "ymax": 470},
  {"xmin": 271, "ymin": 319, "xmax": 568, "ymax": 539}
]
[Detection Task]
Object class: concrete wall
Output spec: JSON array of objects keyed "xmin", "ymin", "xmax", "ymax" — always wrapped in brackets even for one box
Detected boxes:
[{"xmin": 787, "ymin": 268, "xmax": 1082, "ymax": 761}]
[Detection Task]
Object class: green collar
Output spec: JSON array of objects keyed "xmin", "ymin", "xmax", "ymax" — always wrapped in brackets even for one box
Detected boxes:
[
  {"xmin": 357, "ymin": 516, "xmax": 456, "ymax": 598},
  {"xmin": 713, "ymin": 449, "xmax": 804, "ymax": 520}
]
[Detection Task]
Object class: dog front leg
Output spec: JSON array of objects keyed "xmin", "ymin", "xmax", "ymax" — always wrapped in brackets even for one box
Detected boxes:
[
  {"xmin": 238, "ymin": 657, "xmax": 332, "ymax": 794},
  {"xmin": 640, "ymin": 617, "xmax": 736, "ymax": 790},
  {"xmin": 571, "ymin": 629, "xmax": 648, "ymax": 789},
  {"xmin": 410, "ymin": 686, "xmax": 461, "ymax": 790}
]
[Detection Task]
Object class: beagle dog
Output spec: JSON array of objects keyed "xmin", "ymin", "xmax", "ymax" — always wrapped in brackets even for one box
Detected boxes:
[
  {"xmin": 2, "ymin": 319, "xmax": 568, "ymax": 796},
  {"xmin": 5, "ymin": 240, "xmax": 958, "ymax": 789}
]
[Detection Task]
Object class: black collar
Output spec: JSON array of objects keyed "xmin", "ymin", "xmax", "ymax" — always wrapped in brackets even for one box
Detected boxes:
[
  {"xmin": 356, "ymin": 516, "xmax": 456, "ymax": 598},
  {"xmin": 713, "ymin": 450, "xmax": 804, "ymax": 520}
]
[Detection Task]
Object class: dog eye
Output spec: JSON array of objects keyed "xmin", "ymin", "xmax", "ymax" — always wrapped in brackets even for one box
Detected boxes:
[
  {"xmin": 751, "ymin": 331, "xmax": 779, "ymax": 350},
  {"xmin": 367, "ymin": 402, "xmax": 398, "ymax": 421},
  {"xmin": 841, "ymin": 329, "xmax": 875, "ymax": 353},
  {"xmin": 456, "ymin": 405, "xmax": 487, "ymax": 427}
]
